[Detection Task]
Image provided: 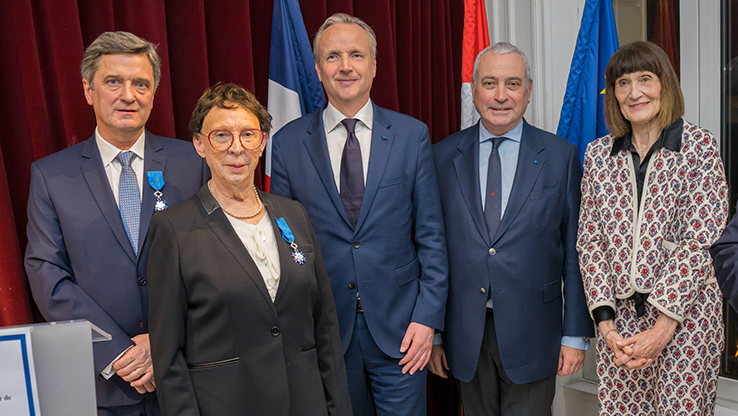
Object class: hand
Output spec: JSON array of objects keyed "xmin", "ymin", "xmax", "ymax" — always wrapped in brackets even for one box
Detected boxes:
[
  {"xmin": 428, "ymin": 344, "xmax": 450, "ymax": 378},
  {"xmin": 618, "ymin": 314, "xmax": 678, "ymax": 364},
  {"xmin": 598, "ymin": 320, "xmax": 648, "ymax": 369},
  {"xmin": 398, "ymin": 322, "xmax": 434, "ymax": 375},
  {"xmin": 113, "ymin": 334, "xmax": 156, "ymax": 393},
  {"xmin": 557, "ymin": 345, "xmax": 585, "ymax": 376}
]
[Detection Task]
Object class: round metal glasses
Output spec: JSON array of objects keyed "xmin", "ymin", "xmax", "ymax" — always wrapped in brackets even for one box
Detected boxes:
[{"xmin": 201, "ymin": 129, "xmax": 266, "ymax": 152}]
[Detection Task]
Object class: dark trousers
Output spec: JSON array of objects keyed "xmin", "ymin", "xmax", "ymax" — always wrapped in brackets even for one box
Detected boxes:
[
  {"xmin": 344, "ymin": 312, "xmax": 427, "ymax": 416},
  {"xmin": 98, "ymin": 395, "xmax": 159, "ymax": 416},
  {"xmin": 457, "ymin": 310, "xmax": 555, "ymax": 416}
]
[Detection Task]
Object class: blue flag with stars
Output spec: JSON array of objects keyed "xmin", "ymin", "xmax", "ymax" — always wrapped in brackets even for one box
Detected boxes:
[{"xmin": 557, "ymin": 0, "xmax": 619, "ymax": 163}]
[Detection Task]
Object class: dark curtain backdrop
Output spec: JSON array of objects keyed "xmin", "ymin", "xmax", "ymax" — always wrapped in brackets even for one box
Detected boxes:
[{"xmin": 0, "ymin": 0, "xmax": 463, "ymax": 414}]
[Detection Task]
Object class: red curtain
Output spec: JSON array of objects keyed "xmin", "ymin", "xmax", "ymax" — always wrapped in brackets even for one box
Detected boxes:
[{"xmin": 0, "ymin": 0, "xmax": 462, "ymax": 413}]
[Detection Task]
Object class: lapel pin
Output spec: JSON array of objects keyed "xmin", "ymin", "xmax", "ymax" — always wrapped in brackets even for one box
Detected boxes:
[
  {"xmin": 534, "ymin": 160, "xmax": 538, "ymax": 164},
  {"xmin": 382, "ymin": 136, "xmax": 387, "ymax": 140}
]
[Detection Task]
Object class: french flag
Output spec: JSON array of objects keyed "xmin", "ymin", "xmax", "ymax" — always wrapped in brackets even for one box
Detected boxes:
[{"xmin": 266, "ymin": 0, "xmax": 325, "ymax": 192}]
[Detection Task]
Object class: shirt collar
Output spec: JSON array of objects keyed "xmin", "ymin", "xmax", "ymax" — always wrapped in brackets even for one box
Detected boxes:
[
  {"xmin": 610, "ymin": 118, "xmax": 683, "ymax": 156},
  {"xmin": 324, "ymin": 100, "xmax": 374, "ymax": 133},
  {"xmin": 95, "ymin": 127, "xmax": 146, "ymax": 167},
  {"xmin": 478, "ymin": 119, "xmax": 524, "ymax": 144}
]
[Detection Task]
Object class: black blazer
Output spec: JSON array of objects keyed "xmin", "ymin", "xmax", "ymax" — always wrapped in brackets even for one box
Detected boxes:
[{"xmin": 148, "ymin": 185, "xmax": 352, "ymax": 416}]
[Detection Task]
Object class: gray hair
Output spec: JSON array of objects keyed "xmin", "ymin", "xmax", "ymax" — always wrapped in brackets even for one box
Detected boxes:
[
  {"xmin": 80, "ymin": 31, "xmax": 162, "ymax": 91},
  {"xmin": 313, "ymin": 13, "xmax": 377, "ymax": 61},
  {"xmin": 472, "ymin": 42, "xmax": 531, "ymax": 86}
]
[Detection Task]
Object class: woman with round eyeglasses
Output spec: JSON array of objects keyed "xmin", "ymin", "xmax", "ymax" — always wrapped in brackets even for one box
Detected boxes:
[
  {"xmin": 577, "ymin": 42, "xmax": 728, "ymax": 414},
  {"xmin": 147, "ymin": 83, "xmax": 352, "ymax": 416}
]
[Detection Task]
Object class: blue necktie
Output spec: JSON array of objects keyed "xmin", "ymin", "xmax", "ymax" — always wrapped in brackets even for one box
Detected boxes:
[
  {"xmin": 116, "ymin": 151, "xmax": 141, "ymax": 255},
  {"xmin": 484, "ymin": 137, "xmax": 507, "ymax": 241},
  {"xmin": 340, "ymin": 119, "xmax": 364, "ymax": 228}
]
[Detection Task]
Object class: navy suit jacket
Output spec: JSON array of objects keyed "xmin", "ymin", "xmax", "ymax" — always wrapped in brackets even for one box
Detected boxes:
[
  {"xmin": 270, "ymin": 103, "xmax": 448, "ymax": 358},
  {"xmin": 432, "ymin": 120, "xmax": 593, "ymax": 384},
  {"xmin": 711, "ymin": 213, "xmax": 738, "ymax": 311},
  {"xmin": 25, "ymin": 131, "xmax": 208, "ymax": 407}
]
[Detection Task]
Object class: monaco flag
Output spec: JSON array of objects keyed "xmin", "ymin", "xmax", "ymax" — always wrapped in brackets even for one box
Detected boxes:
[
  {"xmin": 460, "ymin": 0, "xmax": 490, "ymax": 130},
  {"xmin": 265, "ymin": 0, "xmax": 325, "ymax": 192}
]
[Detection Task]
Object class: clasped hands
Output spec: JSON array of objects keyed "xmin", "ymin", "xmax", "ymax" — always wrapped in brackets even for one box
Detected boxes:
[
  {"xmin": 113, "ymin": 334, "xmax": 156, "ymax": 393},
  {"xmin": 599, "ymin": 314, "xmax": 678, "ymax": 370}
]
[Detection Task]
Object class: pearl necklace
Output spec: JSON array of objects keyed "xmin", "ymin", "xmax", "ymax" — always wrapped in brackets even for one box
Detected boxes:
[{"xmin": 208, "ymin": 181, "xmax": 263, "ymax": 220}]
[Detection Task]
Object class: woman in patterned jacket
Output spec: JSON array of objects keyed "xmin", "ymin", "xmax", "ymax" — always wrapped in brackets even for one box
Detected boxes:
[{"xmin": 577, "ymin": 41, "xmax": 728, "ymax": 415}]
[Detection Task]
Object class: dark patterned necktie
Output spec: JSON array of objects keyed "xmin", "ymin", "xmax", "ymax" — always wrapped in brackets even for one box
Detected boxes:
[
  {"xmin": 340, "ymin": 119, "xmax": 364, "ymax": 228},
  {"xmin": 484, "ymin": 137, "xmax": 507, "ymax": 241}
]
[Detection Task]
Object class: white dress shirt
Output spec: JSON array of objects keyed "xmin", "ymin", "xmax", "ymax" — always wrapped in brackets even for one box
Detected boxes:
[
  {"xmin": 95, "ymin": 128, "xmax": 146, "ymax": 205},
  {"xmin": 227, "ymin": 213, "xmax": 281, "ymax": 302},
  {"xmin": 323, "ymin": 100, "xmax": 374, "ymax": 188}
]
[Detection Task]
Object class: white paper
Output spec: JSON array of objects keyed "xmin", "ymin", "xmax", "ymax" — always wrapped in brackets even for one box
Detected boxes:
[{"xmin": 0, "ymin": 327, "xmax": 40, "ymax": 416}]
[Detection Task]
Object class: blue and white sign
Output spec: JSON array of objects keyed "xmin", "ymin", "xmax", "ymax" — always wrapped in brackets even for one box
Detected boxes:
[{"xmin": 0, "ymin": 327, "xmax": 39, "ymax": 416}]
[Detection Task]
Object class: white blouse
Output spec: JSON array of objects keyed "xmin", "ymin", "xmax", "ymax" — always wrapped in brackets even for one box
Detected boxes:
[{"xmin": 226, "ymin": 213, "xmax": 281, "ymax": 302}]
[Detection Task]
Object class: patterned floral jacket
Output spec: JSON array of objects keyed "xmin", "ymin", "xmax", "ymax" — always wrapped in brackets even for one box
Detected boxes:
[{"xmin": 577, "ymin": 119, "xmax": 728, "ymax": 322}]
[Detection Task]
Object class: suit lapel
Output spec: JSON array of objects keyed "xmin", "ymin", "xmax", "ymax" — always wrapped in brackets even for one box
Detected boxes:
[
  {"xmin": 355, "ymin": 104, "xmax": 393, "ymax": 232},
  {"xmin": 493, "ymin": 120, "xmax": 544, "ymax": 243},
  {"xmin": 80, "ymin": 136, "xmax": 137, "ymax": 262},
  {"xmin": 261, "ymin": 193, "xmax": 293, "ymax": 307},
  {"xmin": 302, "ymin": 110, "xmax": 353, "ymax": 227},
  {"xmin": 139, "ymin": 131, "xmax": 166, "ymax": 256},
  {"xmin": 453, "ymin": 123, "xmax": 491, "ymax": 246},
  {"xmin": 198, "ymin": 186, "xmax": 277, "ymax": 312}
]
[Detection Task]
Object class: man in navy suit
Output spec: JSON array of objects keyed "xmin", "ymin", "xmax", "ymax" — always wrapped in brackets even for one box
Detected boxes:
[
  {"xmin": 25, "ymin": 32, "xmax": 207, "ymax": 416},
  {"xmin": 270, "ymin": 13, "xmax": 448, "ymax": 416},
  {"xmin": 711, "ymin": 214, "xmax": 738, "ymax": 311},
  {"xmin": 428, "ymin": 42, "xmax": 593, "ymax": 416}
]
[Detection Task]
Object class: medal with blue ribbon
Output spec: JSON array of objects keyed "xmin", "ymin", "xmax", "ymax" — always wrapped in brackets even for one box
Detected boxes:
[
  {"xmin": 146, "ymin": 171, "xmax": 168, "ymax": 211},
  {"xmin": 275, "ymin": 217, "xmax": 305, "ymax": 264}
]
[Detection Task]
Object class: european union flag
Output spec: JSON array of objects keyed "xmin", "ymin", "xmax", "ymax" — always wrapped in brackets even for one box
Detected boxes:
[{"xmin": 557, "ymin": 0, "xmax": 619, "ymax": 163}]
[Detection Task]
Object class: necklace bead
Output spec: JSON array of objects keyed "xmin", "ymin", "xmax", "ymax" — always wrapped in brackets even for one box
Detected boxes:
[{"xmin": 208, "ymin": 181, "xmax": 263, "ymax": 219}]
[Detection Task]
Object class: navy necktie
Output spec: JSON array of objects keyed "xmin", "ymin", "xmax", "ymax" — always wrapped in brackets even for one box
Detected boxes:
[
  {"xmin": 116, "ymin": 151, "xmax": 141, "ymax": 255},
  {"xmin": 340, "ymin": 118, "xmax": 364, "ymax": 228},
  {"xmin": 484, "ymin": 137, "xmax": 507, "ymax": 241}
]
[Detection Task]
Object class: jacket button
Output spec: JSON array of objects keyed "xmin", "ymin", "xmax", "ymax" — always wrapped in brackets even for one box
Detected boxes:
[
  {"xmin": 353, "ymin": 241, "xmax": 361, "ymax": 249},
  {"xmin": 480, "ymin": 288, "xmax": 486, "ymax": 294},
  {"xmin": 137, "ymin": 277, "xmax": 147, "ymax": 286},
  {"xmin": 348, "ymin": 282, "xmax": 356, "ymax": 289},
  {"xmin": 488, "ymin": 247, "xmax": 496, "ymax": 255},
  {"xmin": 271, "ymin": 326, "xmax": 280, "ymax": 336}
]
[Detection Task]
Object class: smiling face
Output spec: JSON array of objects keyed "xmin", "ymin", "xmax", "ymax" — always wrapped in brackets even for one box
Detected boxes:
[
  {"xmin": 614, "ymin": 70, "xmax": 662, "ymax": 129},
  {"xmin": 194, "ymin": 105, "xmax": 265, "ymax": 192},
  {"xmin": 315, "ymin": 23, "xmax": 376, "ymax": 117},
  {"xmin": 472, "ymin": 51, "xmax": 532, "ymax": 136},
  {"xmin": 83, "ymin": 53, "xmax": 155, "ymax": 149}
]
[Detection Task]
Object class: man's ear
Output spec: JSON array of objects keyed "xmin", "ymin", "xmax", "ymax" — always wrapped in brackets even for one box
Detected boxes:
[{"xmin": 83, "ymin": 79, "xmax": 94, "ymax": 106}]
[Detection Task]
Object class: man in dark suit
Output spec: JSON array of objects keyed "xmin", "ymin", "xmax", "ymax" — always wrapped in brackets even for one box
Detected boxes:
[
  {"xmin": 25, "ymin": 31, "xmax": 207, "ymax": 416},
  {"xmin": 270, "ymin": 13, "xmax": 448, "ymax": 416},
  {"xmin": 429, "ymin": 42, "xmax": 593, "ymax": 416},
  {"xmin": 711, "ymin": 213, "xmax": 738, "ymax": 311}
]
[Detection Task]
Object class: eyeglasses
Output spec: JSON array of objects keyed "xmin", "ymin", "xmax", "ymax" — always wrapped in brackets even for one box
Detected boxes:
[{"xmin": 200, "ymin": 129, "xmax": 266, "ymax": 152}]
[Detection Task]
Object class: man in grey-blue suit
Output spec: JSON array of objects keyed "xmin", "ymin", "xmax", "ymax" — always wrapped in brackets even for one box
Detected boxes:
[
  {"xmin": 429, "ymin": 43, "xmax": 593, "ymax": 416},
  {"xmin": 270, "ymin": 13, "xmax": 447, "ymax": 416},
  {"xmin": 25, "ymin": 32, "xmax": 208, "ymax": 416},
  {"xmin": 711, "ymin": 214, "xmax": 738, "ymax": 311}
]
